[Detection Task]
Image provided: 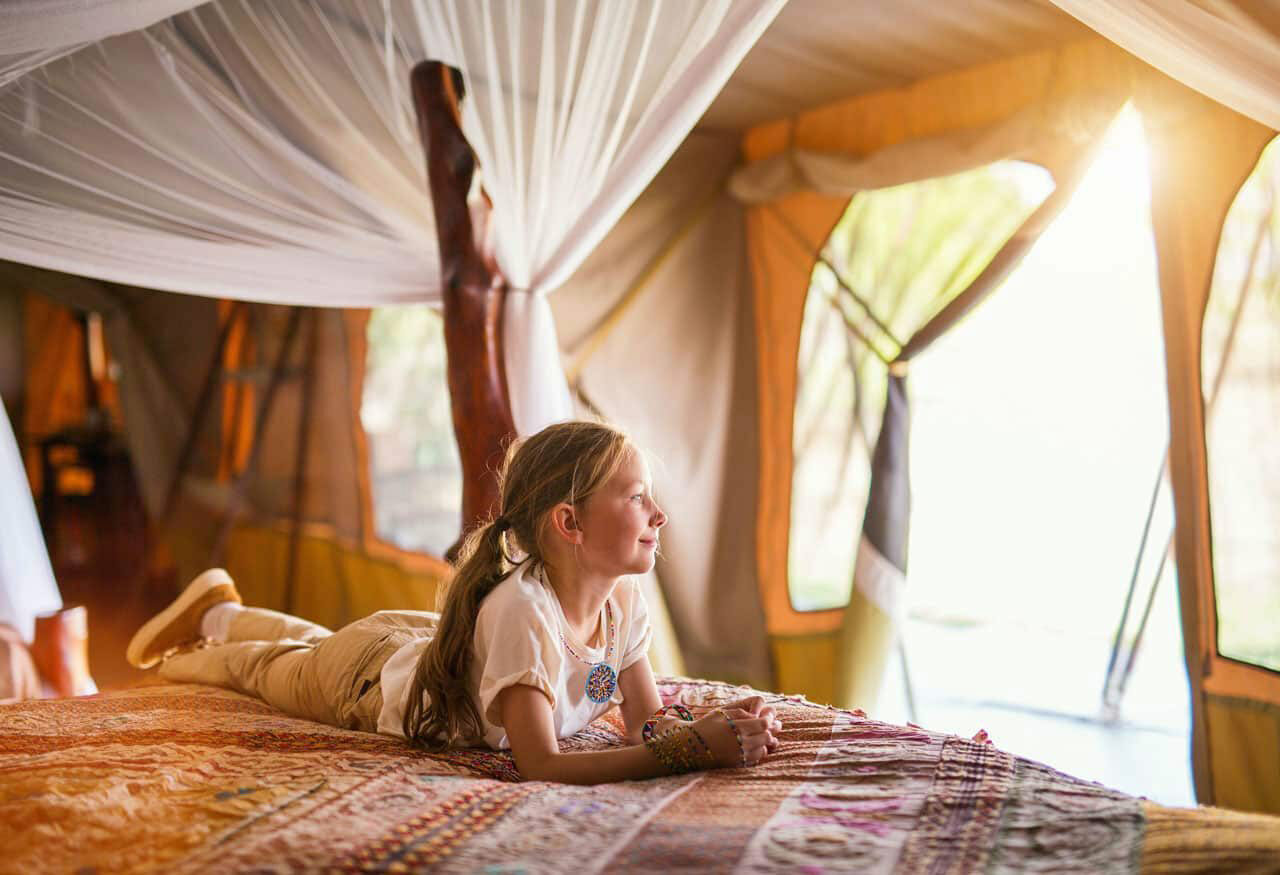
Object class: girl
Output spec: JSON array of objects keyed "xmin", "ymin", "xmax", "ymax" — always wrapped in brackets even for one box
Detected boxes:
[{"xmin": 127, "ymin": 420, "xmax": 779, "ymax": 783}]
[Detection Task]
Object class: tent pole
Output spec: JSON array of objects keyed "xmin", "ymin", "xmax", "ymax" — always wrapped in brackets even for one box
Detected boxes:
[
  {"xmin": 160, "ymin": 300, "xmax": 244, "ymax": 524},
  {"xmin": 284, "ymin": 310, "xmax": 320, "ymax": 615},
  {"xmin": 1102, "ymin": 454, "xmax": 1169, "ymax": 714},
  {"xmin": 411, "ymin": 61, "xmax": 516, "ymax": 560},
  {"xmin": 210, "ymin": 307, "xmax": 305, "ymax": 566}
]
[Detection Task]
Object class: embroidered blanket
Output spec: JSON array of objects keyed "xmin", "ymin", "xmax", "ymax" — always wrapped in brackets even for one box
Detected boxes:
[{"xmin": 1, "ymin": 679, "xmax": 1276, "ymax": 873}]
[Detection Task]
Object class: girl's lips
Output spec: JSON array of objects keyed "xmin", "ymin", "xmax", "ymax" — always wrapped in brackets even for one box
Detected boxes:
[{"xmin": 639, "ymin": 538, "xmax": 658, "ymax": 549}]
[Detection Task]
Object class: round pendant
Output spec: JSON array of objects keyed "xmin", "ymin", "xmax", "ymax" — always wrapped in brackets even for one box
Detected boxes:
[{"xmin": 584, "ymin": 662, "xmax": 617, "ymax": 704}]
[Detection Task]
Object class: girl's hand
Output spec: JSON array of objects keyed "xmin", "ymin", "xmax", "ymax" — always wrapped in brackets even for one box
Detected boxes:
[
  {"xmin": 714, "ymin": 696, "xmax": 783, "ymax": 752},
  {"xmin": 721, "ymin": 695, "xmax": 769, "ymax": 716},
  {"xmin": 652, "ymin": 714, "xmax": 686, "ymax": 738},
  {"xmin": 693, "ymin": 708, "xmax": 776, "ymax": 768}
]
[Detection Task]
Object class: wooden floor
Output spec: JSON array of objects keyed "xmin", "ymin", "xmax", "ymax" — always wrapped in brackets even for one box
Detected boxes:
[{"xmin": 44, "ymin": 487, "xmax": 176, "ymax": 692}]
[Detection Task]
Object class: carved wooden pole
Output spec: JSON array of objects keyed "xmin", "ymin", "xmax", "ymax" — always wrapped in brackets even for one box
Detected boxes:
[{"xmin": 411, "ymin": 61, "xmax": 516, "ymax": 558}]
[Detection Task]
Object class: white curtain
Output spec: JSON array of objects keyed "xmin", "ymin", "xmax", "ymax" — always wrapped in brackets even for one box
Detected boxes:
[
  {"xmin": 0, "ymin": 397, "xmax": 62, "ymax": 643},
  {"xmin": 1048, "ymin": 0, "xmax": 1280, "ymax": 131},
  {"xmin": 0, "ymin": 0, "xmax": 206, "ymax": 86},
  {"xmin": 0, "ymin": 0, "xmax": 784, "ymax": 436}
]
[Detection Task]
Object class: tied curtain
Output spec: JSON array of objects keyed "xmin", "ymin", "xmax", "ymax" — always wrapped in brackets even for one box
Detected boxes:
[
  {"xmin": 417, "ymin": 0, "xmax": 785, "ymax": 432},
  {"xmin": 734, "ymin": 84, "xmax": 1124, "ymax": 708}
]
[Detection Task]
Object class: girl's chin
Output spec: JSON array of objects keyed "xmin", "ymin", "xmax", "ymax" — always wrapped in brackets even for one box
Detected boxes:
[{"xmin": 630, "ymin": 554, "xmax": 657, "ymax": 575}]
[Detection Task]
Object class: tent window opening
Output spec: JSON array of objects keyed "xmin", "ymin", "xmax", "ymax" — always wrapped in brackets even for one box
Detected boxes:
[
  {"xmin": 1204, "ymin": 135, "xmax": 1280, "ymax": 674},
  {"xmin": 788, "ymin": 161, "xmax": 1053, "ymax": 612},
  {"xmin": 361, "ymin": 306, "xmax": 462, "ymax": 559},
  {"xmin": 872, "ymin": 105, "xmax": 1190, "ymax": 804}
]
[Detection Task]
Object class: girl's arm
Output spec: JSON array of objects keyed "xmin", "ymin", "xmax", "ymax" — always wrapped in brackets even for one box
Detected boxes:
[
  {"xmin": 616, "ymin": 656, "xmax": 664, "ymax": 746},
  {"xmin": 497, "ymin": 683, "xmax": 776, "ymax": 785},
  {"xmin": 615, "ymin": 658, "xmax": 784, "ymax": 752}
]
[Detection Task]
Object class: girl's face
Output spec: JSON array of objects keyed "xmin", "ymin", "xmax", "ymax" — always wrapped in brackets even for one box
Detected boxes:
[{"xmin": 575, "ymin": 449, "xmax": 667, "ymax": 578}]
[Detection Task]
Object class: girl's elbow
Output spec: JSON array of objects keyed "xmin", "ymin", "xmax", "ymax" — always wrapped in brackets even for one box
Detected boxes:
[
  {"xmin": 514, "ymin": 753, "xmax": 557, "ymax": 783},
  {"xmin": 516, "ymin": 754, "xmax": 602, "ymax": 786}
]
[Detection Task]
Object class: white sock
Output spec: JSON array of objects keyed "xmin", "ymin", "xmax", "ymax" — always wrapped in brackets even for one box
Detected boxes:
[{"xmin": 200, "ymin": 602, "xmax": 243, "ymax": 642}]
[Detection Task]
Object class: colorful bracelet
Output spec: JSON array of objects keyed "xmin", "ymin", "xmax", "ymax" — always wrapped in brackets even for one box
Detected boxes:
[
  {"xmin": 687, "ymin": 725, "xmax": 714, "ymax": 764},
  {"xmin": 645, "ymin": 727, "xmax": 691, "ymax": 773},
  {"xmin": 641, "ymin": 702, "xmax": 695, "ymax": 743},
  {"xmin": 719, "ymin": 710, "xmax": 747, "ymax": 768},
  {"xmin": 645, "ymin": 723, "xmax": 715, "ymax": 775}
]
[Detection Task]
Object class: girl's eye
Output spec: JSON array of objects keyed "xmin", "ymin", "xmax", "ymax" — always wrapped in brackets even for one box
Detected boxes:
[{"xmin": 631, "ymin": 494, "xmax": 644, "ymax": 503}]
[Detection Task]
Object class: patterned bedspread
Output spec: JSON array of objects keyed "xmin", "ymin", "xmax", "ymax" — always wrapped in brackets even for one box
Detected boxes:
[{"xmin": 2, "ymin": 679, "xmax": 1278, "ymax": 873}]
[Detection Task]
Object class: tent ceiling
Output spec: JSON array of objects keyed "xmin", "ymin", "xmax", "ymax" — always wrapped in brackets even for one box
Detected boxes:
[{"xmin": 701, "ymin": 0, "xmax": 1090, "ymax": 131}]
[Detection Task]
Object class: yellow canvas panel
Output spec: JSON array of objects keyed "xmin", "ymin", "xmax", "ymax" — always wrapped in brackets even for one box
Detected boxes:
[
  {"xmin": 770, "ymin": 632, "xmax": 839, "ymax": 706},
  {"xmin": 165, "ymin": 518, "xmax": 446, "ymax": 632},
  {"xmin": 1204, "ymin": 695, "xmax": 1280, "ymax": 815},
  {"xmin": 1141, "ymin": 798, "xmax": 1280, "ymax": 871}
]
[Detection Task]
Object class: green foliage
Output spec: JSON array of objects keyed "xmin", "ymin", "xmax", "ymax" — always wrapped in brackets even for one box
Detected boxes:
[
  {"xmin": 362, "ymin": 306, "xmax": 461, "ymax": 556},
  {"xmin": 789, "ymin": 161, "xmax": 1052, "ymax": 613},
  {"xmin": 1204, "ymin": 135, "xmax": 1280, "ymax": 673}
]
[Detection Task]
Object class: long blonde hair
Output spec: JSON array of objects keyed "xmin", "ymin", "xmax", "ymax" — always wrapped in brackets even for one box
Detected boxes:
[{"xmin": 402, "ymin": 420, "xmax": 634, "ymax": 749}]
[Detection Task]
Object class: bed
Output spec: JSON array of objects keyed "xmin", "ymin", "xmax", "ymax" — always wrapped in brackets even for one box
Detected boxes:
[{"xmin": 2, "ymin": 678, "xmax": 1278, "ymax": 873}]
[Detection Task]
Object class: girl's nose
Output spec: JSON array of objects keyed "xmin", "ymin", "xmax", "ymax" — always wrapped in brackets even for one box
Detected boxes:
[{"xmin": 651, "ymin": 502, "xmax": 667, "ymax": 528}]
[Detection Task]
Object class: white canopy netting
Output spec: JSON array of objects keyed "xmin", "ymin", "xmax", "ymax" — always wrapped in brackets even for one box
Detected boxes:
[
  {"xmin": 0, "ymin": 396, "xmax": 61, "ymax": 642},
  {"xmin": 0, "ymin": 0, "xmax": 784, "ymax": 432},
  {"xmin": 0, "ymin": 0, "xmax": 784, "ymax": 641}
]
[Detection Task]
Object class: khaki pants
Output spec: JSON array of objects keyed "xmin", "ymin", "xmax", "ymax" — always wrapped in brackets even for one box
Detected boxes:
[{"xmin": 159, "ymin": 608, "xmax": 438, "ymax": 733}]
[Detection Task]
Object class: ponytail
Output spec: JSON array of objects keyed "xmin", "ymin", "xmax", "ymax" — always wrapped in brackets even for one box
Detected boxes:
[
  {"xmin": 401, "ymin": 420, "xmax": 634, "ymax": 749},
  {"xmin": 402, "ymin": 519, "xmax": 509, "ymax": 749}
]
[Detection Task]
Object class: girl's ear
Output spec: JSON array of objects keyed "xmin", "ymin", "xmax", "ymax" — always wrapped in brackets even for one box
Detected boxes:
[{"xmin": 547, "ymin": 502, "xmax": 583, "ymax": 546}]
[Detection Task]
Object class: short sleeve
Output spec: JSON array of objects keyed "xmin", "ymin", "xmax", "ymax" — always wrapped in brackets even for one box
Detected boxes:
[
  {"xmin": 618, "ymin": 579, "xmax": 653, "ymax": 671},
  {"xmin": 473, "ymin": 584, "xmax": 563, "ymax": 728}
]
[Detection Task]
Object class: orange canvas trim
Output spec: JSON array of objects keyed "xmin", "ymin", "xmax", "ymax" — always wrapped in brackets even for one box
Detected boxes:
[
  {"xmin": 341, "ymin": 309, "xmax": 377, "ymax": 550},
  {"xmin": 750, "ymin": 202, "xmax": 845, "ymax": 636},
  {"xmin": 743, "ymin": 39, "xmax": 1133, "ymax": 164},
  {"xmin": 1141, "ymin": 78, "xmax": 1275, "ymax": 805},
  {"xmin": 217, "ymin": 301, "xmax": 253, "ymax": 481},
  {"xmin": 1203, "ymin": 657, "xmax": 1280, "ymax": 706}
]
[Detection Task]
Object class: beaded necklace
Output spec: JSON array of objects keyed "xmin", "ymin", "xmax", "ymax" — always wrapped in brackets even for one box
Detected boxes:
[{"xmin": 559, "ymin": 600, "xmax": 618, "ymax": 704}]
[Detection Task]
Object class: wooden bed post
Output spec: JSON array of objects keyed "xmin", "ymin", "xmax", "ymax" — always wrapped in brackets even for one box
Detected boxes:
[{"xmin": 411, "ymin": 61, "xmax": 516, "ymax": 560}]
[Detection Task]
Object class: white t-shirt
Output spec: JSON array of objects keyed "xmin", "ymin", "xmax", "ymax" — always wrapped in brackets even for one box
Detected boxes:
[{"xmin": 376, "ymin": 560, "xmax": 653, "ymax": 749}]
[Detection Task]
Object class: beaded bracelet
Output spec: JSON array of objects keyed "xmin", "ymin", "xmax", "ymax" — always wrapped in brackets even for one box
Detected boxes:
[
  {"xmin": 641, "ymin": 702, "xmax": 695, "ymax": 743},
  {"xmin": 645, "ymin": 723, "xmax": 714, "ymax": 774},
  {"xmin": 646, "ymin": 727, "xmax": 690, "ymax": 773},
  {"xmin": 719, "ymin": 710, "xmax": 748, "ymax": 768},
  {"xmin": 687, "ymin": 726, "xmax": 714, "ymax": 764}
]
